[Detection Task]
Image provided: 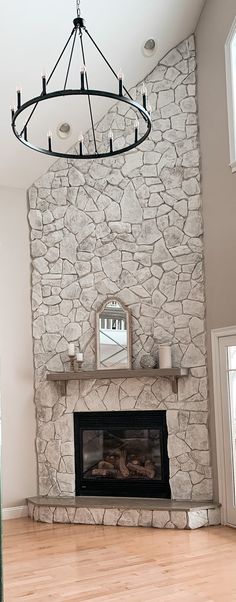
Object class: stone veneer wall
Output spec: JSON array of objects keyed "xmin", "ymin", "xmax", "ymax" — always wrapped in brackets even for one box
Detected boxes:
[{"xmin": 28, "ymin": 35, "xmax": 213, "ymax": 501}]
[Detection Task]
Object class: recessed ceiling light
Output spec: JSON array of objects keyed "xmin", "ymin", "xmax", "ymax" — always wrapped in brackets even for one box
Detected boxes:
[
  {"xmin": 142, "ymin": 38, "xmax": 157, "ymax": 57},
  {"xmin": 57, "ymin": 122, "xmax": 71, "ymax": 139}
]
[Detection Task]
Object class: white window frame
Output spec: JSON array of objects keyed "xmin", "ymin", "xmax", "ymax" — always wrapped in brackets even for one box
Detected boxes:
[
  {"xmin": 211, "ymin": 325, "xmax": 236, "ymax": 524},
  {"xmin": 225, "ymin": 17, "xmax": 236, "ymax": 173}
]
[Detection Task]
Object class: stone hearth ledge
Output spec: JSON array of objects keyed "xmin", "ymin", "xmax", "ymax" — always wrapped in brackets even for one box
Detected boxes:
[{"xmin": 27, "ymin": 497, "xmax": 221, "ymax": 530}]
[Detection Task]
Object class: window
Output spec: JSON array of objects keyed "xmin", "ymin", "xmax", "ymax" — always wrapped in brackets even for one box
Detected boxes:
[{"xmin": 225, "ymin": 18, "xmax": 236, "ymax": 172}]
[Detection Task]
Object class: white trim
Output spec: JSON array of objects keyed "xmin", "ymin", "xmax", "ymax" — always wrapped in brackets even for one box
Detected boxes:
[
  {"xmin": 2, "ymin": 505, "xmax": 28, "ymax": 520},
  {"xmin": 225, "ymin": 17, "xmax": 236, "ymax": 171},
  {"xmin": 230, "ymin": 160, "xmax": 236, "ymax": 173},
  {"xmin": 211, "ymin": 326, "xmax": 236, "ymax": 525}
]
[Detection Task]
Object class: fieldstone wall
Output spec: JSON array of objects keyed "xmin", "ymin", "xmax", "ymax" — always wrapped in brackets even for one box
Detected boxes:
[{"xmin": 28, "ymin": 35, "xmax": 213, "ymax": 501}]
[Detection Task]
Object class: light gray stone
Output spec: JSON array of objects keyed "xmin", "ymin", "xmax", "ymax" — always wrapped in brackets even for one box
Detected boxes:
[
  {"xmin": 64, "ymin": 323, "xmax": 81, "ymax": 341},
  {"xmin": 208, "ymin": 508, "xmax": 221, "ymax": 526},
  {"xmin": 182, "ymin": 343, "xmax": 205, "ymax": 368},
  {"xmin": 162, "ymin": 48, "xmax": 182, "ymax": 66},
  {"xmin": 139, "ymin": 220, "xmax": 162, "ymax": 244},
  {"xmin": 32, "ymin": 240, "xmax": 47, "ymax": 258},
  {"xmin": 29, "ymin": 210, "xmax": 43, "ymax": 230},
  {"xmin": 170, "ymin": 471, "xmax": 192, "ymax": 500},
  {"xmin": 37, "ymin": 506, "xmax": 54, "ymax": 523},
  {"xmin": 102, "ymin": 251, "xmax": 122, "ymax": 281},
  {"xmin": 192, "ymin": 479, "xmax": 213, "ymax": 500},
  {"xmin": 60, "ymin": 234, "xmax": 77, "ymax": 263},
  {"xmin": 61, "ymin": 282, "xmax": 80, "ymax": 300},
  {"xmin": 103, "ymin": 509, "xmax": 121, "ymax": 526},
  {"xmin": 51, "ymin": 188, "xmax": 67, "ymax": 205},
  {"xmin": 188, "ymin": 510, "xmax": 208, "ymax": 529},
  {"xmin": 122, "ymin": 152, "xmax": 143, "ymax": 175},
  {"xmin": 153, "ymin": 239, "xmax": 172, "ymax": 263},
  {"xmin": 90, "ymin": 508, "xmax": 105, "ymax": 524},
  {"xmin": 118, "ymin": 510, "xmax": 139, "ymax": 527},
  {"xmin": 183, "ymin": 301, "xmax": 204, "ymax": 319},
  {"xmin": 33, "ymin": 316, "xmax": 46, "ymax": 339},
  {"xmin": 171, "ymin": 511, "xmax": 187, "ymax": 529},
  {"xmin": 168, "ymin": 435, "xmax": 190, "ymax": 458},
  {"xmin": 139, "ymin": 510, "xmax": 153, "ymax": 527},
  {"xmin": 153, "ymin": 511, "xmax": 170, "ymax": 528},
  {"xmin": 68, "ymin": 167, "xmax": 85, "ymax": 187},
  {"xmin": 185, "ymin": 424, "xmax": 209, "ymax": 451},
  {"xmin": 65, "ymin": 206, "xmax": 92, "ymax": 236},
  {"xmin": 45, "ymin": 314, "xmax": 69, "ymax": 333},
  {"xmin": 54, "ymin": 507, "xmax": 70, "ymax": 523},
  {"xmin": 158, "ymin": 89, "xmax": 174, "ymax": 108},
  {"xmin": 74, "ymin": 508, "xmax": 94, "ymax": 524},
  {"xmin": 184, "ymin": 212, "xmax": 203, "ymax": 237},
  {"xmin": 121, "ymin": 182, "xmax": 142, "ymax": 223}
]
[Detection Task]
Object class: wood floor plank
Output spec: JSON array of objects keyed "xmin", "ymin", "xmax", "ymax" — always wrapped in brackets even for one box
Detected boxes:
[{"xmin": 2, "ymin": 518, "xmax": 236, "ymax": 601}]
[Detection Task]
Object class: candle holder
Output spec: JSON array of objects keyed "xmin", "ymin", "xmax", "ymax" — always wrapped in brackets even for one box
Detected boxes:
[
  {"xmin": 76, "ymin": 353, "xmax": 84, "ymax": 370},
  {"xmin": 69, "ymin": 355, "xmax": 76, "ymax": 371}
]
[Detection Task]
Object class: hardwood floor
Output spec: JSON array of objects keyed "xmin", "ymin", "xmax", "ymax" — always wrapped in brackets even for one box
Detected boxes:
[{"xmin": 3, "ymin": 518, "xmax": 236, "ymax": 601}]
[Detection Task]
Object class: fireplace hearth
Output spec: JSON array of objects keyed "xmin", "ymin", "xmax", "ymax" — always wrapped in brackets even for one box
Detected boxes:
[{"xmin": 74, "ymin": 411, "xmax": 170, "ymax": 498}]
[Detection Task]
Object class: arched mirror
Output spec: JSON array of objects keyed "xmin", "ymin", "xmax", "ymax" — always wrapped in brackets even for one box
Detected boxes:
[{"xmin": 96, "ymin": 299, "xmax": 131, "ymax": 370}]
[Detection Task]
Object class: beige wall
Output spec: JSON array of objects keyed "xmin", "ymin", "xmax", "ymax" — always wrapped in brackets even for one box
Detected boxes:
[
  {"xmin": 197, "ymin": 0, "xmax": 236, "ymax": 498},
  {"xmin": 0, "ymin": 187, "xmax": 37, "ymax": 508}
]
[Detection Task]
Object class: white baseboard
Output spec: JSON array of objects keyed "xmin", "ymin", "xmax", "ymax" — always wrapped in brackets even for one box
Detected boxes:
[{"xmin": 2, "ymin": 505, "xmax": 28, "ymax": 520}]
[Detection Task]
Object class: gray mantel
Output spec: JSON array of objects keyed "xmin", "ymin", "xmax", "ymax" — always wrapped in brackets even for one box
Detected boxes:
[{"xmin": 46, "ymin": 368, "xmax": 189, "ymax": 394}]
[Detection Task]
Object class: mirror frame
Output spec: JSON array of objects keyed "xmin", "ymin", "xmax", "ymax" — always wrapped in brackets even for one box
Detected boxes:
[{"xmin": 95, "ymin": 298, "xmax": 132, "ymax": 370}]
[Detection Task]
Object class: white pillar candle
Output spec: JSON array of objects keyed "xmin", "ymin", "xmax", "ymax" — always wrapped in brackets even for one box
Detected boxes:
[
  {"xmin": 76, "ymin": 352, "xmax": 83, "ymax": 362},
  {"xmin": 68, "ymin": 343, "xmax": 75, "ymax": 357},
  {"xmin": 159, "ymin": 344, "xmax": 172, "ymax": 369}
]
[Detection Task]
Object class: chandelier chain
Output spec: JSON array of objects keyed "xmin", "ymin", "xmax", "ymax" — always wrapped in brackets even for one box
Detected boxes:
[{"xmin": 76, "ymin": 0, "xmax": 81, "ymax": 17}]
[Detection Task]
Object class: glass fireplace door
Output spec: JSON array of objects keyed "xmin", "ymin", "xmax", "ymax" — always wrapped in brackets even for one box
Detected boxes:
[
  {"xmin": 74, "ymin": 411, "xmax": 170, "ymax": 498},
  {"xmin": 82, "ymin": 427, "xmax": 162, "ymax": 481}
]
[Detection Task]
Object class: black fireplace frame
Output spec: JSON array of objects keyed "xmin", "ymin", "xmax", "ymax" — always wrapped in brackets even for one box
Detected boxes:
[{"xmin": 74, "ymin": 410, "xmax": 170, "ymax": 498}]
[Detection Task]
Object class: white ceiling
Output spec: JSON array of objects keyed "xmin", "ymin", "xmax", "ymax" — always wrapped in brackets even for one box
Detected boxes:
[{"xmin": 0, "ymin": 0, "xmax": 206, "ymax": 189}]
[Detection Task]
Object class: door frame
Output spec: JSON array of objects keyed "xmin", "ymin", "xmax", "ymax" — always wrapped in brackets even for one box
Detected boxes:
[{"xmin": 211, "ymin": 325, "xmax": 236, "ymax": 524}]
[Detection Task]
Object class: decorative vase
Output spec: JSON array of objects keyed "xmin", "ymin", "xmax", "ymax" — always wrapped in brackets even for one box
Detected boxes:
[
  {"xmin": 140, "ymin": 354, "xmax": 157, "ymax": 369},
  {"xmin": 158, "ymin": 344, "xmax": 172, "ymax": 369}
]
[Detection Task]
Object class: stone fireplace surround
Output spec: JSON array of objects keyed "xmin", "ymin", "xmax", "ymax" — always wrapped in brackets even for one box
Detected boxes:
[{"xmin": 27, "ymin": 35, "xmax": 220, "ymax": 528}]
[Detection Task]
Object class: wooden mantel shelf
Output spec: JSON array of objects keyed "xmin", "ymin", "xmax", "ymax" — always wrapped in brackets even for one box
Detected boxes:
[{"xmin": 46, "ymin": 368, "xmax": 189, "ymax": 393}]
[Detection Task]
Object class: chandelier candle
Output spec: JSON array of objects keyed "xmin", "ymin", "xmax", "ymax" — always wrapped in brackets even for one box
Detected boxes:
[
  {"xmin": 109, "ymin": 129, "xmax": 113, "ymax": 152},
  {"xmin": 142, "ymin": 84, "xmax": 147, "ymax": 110},
  {"xmin": 16, "ymin": 87, "xmax": 21, "ymax": 110},
  {"xmin": 80, "ymin": 65, "xmax": 86, "ymax": 90},
  {"xmin": 118, "ymin": 70, "xmax": 124, "ymax": 96},
  {"xmin": 134, "ymin": 118, "xmax": 139, "ymax": 143},
  {"xmin": 42, "ymin": 72, "xmax": 47, "ymax": 95},
  {"xmin": 79, "ymin": 133, "xmax": 83, "ymax": 155},
  {"xmin": 47, "ymin": 131, "xmax": 52, "ymax": 152}
]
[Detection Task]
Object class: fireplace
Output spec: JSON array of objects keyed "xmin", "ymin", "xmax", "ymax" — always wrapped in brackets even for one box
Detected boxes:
[{"xmin": 74, "ymin": 411, "xmax": 170, "ymax": 498}]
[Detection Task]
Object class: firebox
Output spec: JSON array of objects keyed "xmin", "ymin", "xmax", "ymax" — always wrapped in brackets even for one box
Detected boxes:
[{"xmin": 74, "ymin": 411, "xmax": 170, "ymax": 498}]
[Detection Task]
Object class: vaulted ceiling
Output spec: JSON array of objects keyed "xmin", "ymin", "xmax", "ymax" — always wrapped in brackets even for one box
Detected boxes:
[{"xmin": 0, "ymin": 0, "xmax": 205, "ymax": 189}]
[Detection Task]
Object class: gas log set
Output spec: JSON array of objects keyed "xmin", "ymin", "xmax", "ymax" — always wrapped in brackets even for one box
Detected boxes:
[{"xmin": 83, "ymin": 432, "xmax": 161, "ymax": 481}]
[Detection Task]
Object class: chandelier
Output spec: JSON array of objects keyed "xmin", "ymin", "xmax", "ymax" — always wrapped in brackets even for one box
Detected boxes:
[{"xmin": 11, "ymin": 1, "xmax": 152, "ymax": 160}]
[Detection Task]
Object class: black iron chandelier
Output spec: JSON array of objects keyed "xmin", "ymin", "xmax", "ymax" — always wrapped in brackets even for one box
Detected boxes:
[{"xmin": 11, "ymin": 0, "xmax": 152, "ymax": 160}]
